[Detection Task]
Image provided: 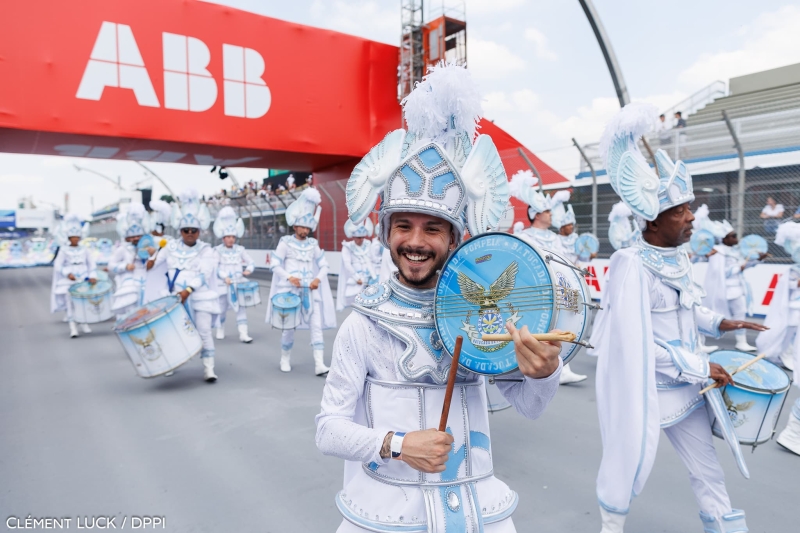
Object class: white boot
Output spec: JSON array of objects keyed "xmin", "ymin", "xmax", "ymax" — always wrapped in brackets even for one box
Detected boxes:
[
  {"xmin": 559, "ymin": 363, "xmax": 587, "ymax": 385},
  {"xmin": 216, "ymin": 327, "xmax": 225, "ymax": 340},
  {"xmin": 779, "ymin": 348, "xmax": 795, "ymax": 371},
  {"xmin": 701, "ymin": 344, "xmax": 718, "ymax": 353},
  {"xmin": 777, "ymin": 413, "xmax": 800, "ymax": 456},
  {"xmin": 238, "ymin": 324, "xmax": 253, "ymax": 343},
  {"xmin": 735, "ymin": 334, "xmax": 756, "ymax": 352},
  {"xmin": 599, "ymin": 507, "xmax": 625, "ymax": 533},
  {"xmin": 280, "ymin": 349, "xmax": 292, "ymax": 372},
  {"xmin": 69, "ymin": 321, "xmax": 79, "ymax": 338},
  {"xmin": 313, "ymin": 349, "xmax": 330, "ymax": 376},
  {"xmin": 203, "ymin": 357, "xmax": 218, "ymax": 382},
  {"xmin": 81, "ymin": 323, "xmax": 92, "ymax": 334}
]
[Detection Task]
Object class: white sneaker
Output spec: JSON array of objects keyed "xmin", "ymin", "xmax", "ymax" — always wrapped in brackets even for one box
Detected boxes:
[
  {"xmin": 81, "ymin": 323, "xmax": 92, "ymax": 334},
  {"xmin": 779, "ymin": 349, "xmax": 795, "ymax": 371},
  {"xmin": 735, "ymin": 340, "xmax": 757, "ymax": 352},
  {"xmin": 700, "ymin": 344, "xmax": 718, "ymax": 353},
  {"xmin": 164, "ymin": 371, "xmax": 175, "ymax": 377},
  {"xmin": 314, "ymin": 349, "xmax": 330, "ymax": 376},
  {"xmin": 202, "ymin": 357, "xmax": 218, "ymax": 382},
  {"xmin": 280, "ymin": 350, "xmax": 292, "ymax": 372},
  {"xmin": 69, "ymin": 321, "xmax": 79, "ymax": 338},
  {"xmin": 777, "ymin": 414, "xmax": 800, "ymax": 456},
  {"xmin": 559, "ymin": 363, "xmax": 587, "ymax": 385},
  {"xmin": 215, "ymin": 327, "xmax": 225, "ymax": 340},
  {"xmin": 238, "ymin": 324, "xmax": 253, "ymax": 343}
]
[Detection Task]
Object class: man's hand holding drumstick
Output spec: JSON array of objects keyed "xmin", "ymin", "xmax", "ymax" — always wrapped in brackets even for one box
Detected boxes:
[{"xmin": 505, "ymin": 323, "xmax": 563, "ymax": 379}]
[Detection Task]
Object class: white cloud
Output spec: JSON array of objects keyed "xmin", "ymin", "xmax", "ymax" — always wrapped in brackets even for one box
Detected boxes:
[
  {"xmin": 467, "ymin": 37, "xmax": 526, "ymax": 80},
  {"xmin": 524, "ymin": 28, "xmax": 557, "ymax": 61},
  {"xmin": 679, "ymin": 5, "xmax": 800, "ymax": 89},
  {"xmin": 309, "ymin": 0, "xmax": 398, "ymax": 44},
  {"xmin": 467, "ymin": 0, "xmax": 526, "ymax": 15}
]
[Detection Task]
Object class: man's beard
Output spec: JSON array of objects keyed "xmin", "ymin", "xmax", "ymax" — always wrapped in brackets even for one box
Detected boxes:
[{"xmin": 390, "ymin": 244, "xmax": 448, "ymax": 288}]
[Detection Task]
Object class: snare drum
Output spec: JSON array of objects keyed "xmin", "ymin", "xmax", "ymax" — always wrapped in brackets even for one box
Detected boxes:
[
  {"xmin": 434, "ymin": 232, "xmax": 592, "ymax": 376},
  {"xmin": 709, "ymin": 350, "xmax": 791, "ymax": 448},
  {"xmin": 237, "ymin": 281, "xmax": 262, "ymax": 307},
  {"xmin": 270, "ymin": 292, "xmax": 302, "ymax": 330},
  {"xmin": 69, "ymin": 280, "xmax": 114, "ymax": 323},
  {"xmin": 113, "ymin": 296, "xmax": 202, "ymax": 378}
]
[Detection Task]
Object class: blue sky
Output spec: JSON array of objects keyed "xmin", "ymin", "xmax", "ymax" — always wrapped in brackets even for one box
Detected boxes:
[{"xmin": 3, "ymin": 0, "xmax": 800, "ymax": 217}]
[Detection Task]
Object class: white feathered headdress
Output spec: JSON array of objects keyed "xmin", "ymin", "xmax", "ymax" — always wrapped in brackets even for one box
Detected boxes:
[
  {"xmin": 55, "ymin": 213, "xmax": 88, "ymax": 245},
  {"xmin": 116, "ymin": 202, "xmax": 150, "ymax": 238},
  {"xmin": 345, "ymin": 62, "xmax": 509, "ymax": 247},
  {"xmin": 149, "ymin": 199, "xmax": 172, "ymax": 229},
  {"xmin": 600, "ymin": 103, "xmax": 694, "ymax": 221},
  {"xmin": 607, "ymin": 201, "xmax": 639, "ymax": 250},
  {"xmin": 344, "ymin": 217, "xmax": 374, "ymax": 239},
  {"xmin": 549, "ymin": 190, "xmax": 575, "ymax": 228},
  {"xmin": 512, "ymin": 221, "xmax": 524, "ymax": 234},
  {"xmin": 213, "ymin": 206, "xmax": 245, "ymax": 238},
  {"xmin": 171, "ymin": 188, "xmax": 211, "ymax": 230},
  {"xmin": 285, "ymin": 187, "xmax": 322, "ymax": 231},
  {"xmin": 509, "ymin": 170, "xmax": 548, "ymax": 218}
]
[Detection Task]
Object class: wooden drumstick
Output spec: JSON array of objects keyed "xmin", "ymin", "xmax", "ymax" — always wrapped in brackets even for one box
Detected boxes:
[
  {"xmin": 481, "ymin": 331, "xmax": 577, "ymax": 343},
  {"xmin": 439, "ymin": 336, "xmax": 464, "ymax": 433},
  {"xmin": 699, "ymin": 352, "xmax": 767, "ymax": 395}
]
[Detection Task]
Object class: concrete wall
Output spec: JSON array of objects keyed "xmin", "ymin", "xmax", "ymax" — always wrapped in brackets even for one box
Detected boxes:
[{"xmin": 730, "ymin": 62, "xmax": 800, "ymax": 95}]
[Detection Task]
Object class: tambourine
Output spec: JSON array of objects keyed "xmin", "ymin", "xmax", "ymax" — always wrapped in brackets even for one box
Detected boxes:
[
  {"xmin": 434, "ymin": 232, "xmax": 593, "ymax": 376},
  {"xmin": 689, "ymin": 229, "xmax": 715, "ymax": 256},
  {"xmin": 739, "ymin": 234, "xmax": 768, "ymax": 260},
  {"xmin": 137, "ymin": 234, "xmax": 156, "ymax": 260},
  {"xmin": 574, "ymin": 233, "xmax": 599, "ymax": 262}
]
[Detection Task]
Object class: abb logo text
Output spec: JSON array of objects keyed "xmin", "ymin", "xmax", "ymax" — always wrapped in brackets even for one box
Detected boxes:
[{"xmin": 76, "ymin": 22, "xmax": 271, "ymax": 119}]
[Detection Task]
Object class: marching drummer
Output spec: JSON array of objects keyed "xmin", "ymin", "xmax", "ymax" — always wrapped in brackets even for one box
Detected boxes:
[
  {"xmin": 336, "ymin": 218, "xmax": 376, "ymax": 311},
  {"xmin": 265, "ymin": 187, "xmax": 336, "ymax": 375},
  {"xmin": 594, "ymin": 104, "xmax": 768, "ymax": 533},
  {"xmin": 108, "ymin": 203, "xmax": 154, "ymax": 320},
  {"xmin": 315, "ymin": 63, "xmax": 564, "ymax": 533},
  {"xmin": 510, "ymin": 174, "xmax": 587, "ymax": 385},
  {"xmin": 212, "ymin": 206, "xmax": 255, "ymax": 343},
  {"xmin": 50, "ymin": 214, "xmax": 97, "ymax": 338},
  {"xmin": 146, "ymin": 189, "xmax": 221, "ymax": 382}
]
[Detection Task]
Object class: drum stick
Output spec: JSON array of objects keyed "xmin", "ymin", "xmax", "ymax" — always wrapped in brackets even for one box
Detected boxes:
[
  {"xmin": 699, "ymin": 352, "xmax": 767, "ymax": 395},
  {"xmin": 481, "ymin": 332, "xmax": 577, "ymax": 343},
  {"xmin": 438, "ymin": 336, "xmax": 464, "ymax": 433}
]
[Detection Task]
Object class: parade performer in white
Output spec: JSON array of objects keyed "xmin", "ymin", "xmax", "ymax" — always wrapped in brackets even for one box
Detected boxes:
[
  {"xmin": 550, "ymin": 190, "xmax": 581, "ymax": 264},
  {"xmin": 212, "ymin": 206, "xmax": 255, "ymax": 343},
  {"xmin": 337, "ymin": 218, "xmax": 377, "ymax": 311},
  {"xmin": 595, "ymin": 103, "xmax": 767, "ymax": 533},
  {"xmin": 266, "ymin": 187, "xmax": 336, "ymax": 375},
  {"xmin": 51, "ymin": 214, "xmax": 97, "ymax": 338},
  {"xmin": 316, "ymin": 63, "xmax": 564, "ymax": 533},
  {"xmin": 510, "ymin": 172, "xmax": 586, "ymax": 384},
  {"xmin": 702, "ymin": 219, "xmax": 767, "ymax": 352},
  {"xmin": 756, "ymin": 221, "xmax": 800, "ymax": 455},
  {"xmin": 146, "ymin": 189, "xmax": 221, "ymax": 382},
  {"xmin": 108, "ymin": 203, "xmax": 155, "ymax": 319}
]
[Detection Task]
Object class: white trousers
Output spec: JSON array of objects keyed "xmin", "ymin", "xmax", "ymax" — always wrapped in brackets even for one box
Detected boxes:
[
  {"xmin": 281, "ymin": 299, "xmax": 324, "ymax": 351},
  {"xmin": 214, "ymin": 294, "xmax": 248, "ymax": 327},
  {"xmin": 335, "ymin": 517, "xmax": 516, "ymax": 533},
  {"xmin": 727, "ymin": 295, "xmax": 748, "ymax": 341},
  {"xmin": 193, "ymin": 310, "xmax": 215, "ymax": 357},
  {"xmin": 663, "ymin": 407, "xmax": 732, "ymax": 520}
]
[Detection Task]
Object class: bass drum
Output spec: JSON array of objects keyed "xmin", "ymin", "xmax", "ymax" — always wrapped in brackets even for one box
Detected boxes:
[{"xmin": 434, "ymin": 232, "xmax": 592, "ymax": 376}]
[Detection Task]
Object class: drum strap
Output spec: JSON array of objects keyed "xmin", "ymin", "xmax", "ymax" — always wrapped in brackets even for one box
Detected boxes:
[{"xmin": 166, "ymin": 269, "xmax": 181, "ymax": 293}]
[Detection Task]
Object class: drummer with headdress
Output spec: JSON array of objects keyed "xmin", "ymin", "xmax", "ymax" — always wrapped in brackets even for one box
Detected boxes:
[
  {"xmin": 212, "ymin": 206, "xmax": 255, "ymax": 343},
  {"xmin": 146, "ymin": 189, "xmax": 221, "ymax": 382},
  {"xmin": 702, "ymin": 215, "xmax": 768, "ymax": 353},
  {"xmin": 756, "ymin": 221, "xmax": 800, "ymax": 455},
  {"xmin": 594, "ymin": 103, "xmax": 767, "ymax": 533},
  {"xmin": 108, "ymin": 203, "xmax": 155, "ymax": 320},
  {"xmin": 315, "ymin": 63, "xmax": 564, "ymax": 533},
  {"xmin": 336, "ymin": 218, "xmax": 377, "ymax": 311},
  {"xmin": 51, "ymin": 213, "xmax": 97, "ymax": 338},
  {"xmin": 266, "ymin": 187, "xmax": 336, "ymax": 375}
]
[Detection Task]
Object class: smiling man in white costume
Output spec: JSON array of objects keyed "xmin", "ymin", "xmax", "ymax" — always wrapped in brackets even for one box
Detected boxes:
[
  {"xmin": 337, "ymin": 218, "xmax": 377, "ymax": 311},
  {"xmin": 51, "ymin": 214, "xmax": 97, "ymax": 338},
  {"xmin": 266, "ymin": 187, "xmax": 337, "ymax": 375},
  {"xmin": 594, "ymin": 103, "xmax": 767, "ymax": 533},
  {"xmin": 315, "ymin": 63, "xmax": 564, "ymax": 533},
  {"xmin": 212, "ymin": 206, "xmax": 255, "ymax": 343}
]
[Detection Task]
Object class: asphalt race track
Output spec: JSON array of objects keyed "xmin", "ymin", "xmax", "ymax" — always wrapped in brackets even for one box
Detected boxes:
[{"xmin": 0, "ymin": 267, "xmax": 795, "ymax": 532}]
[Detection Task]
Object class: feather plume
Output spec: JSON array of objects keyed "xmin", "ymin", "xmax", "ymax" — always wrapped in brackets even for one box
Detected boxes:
[
  {"xmin": 608, "ymin": 202, "xmax": 632, "ymax": 222},
  {"xmin": 550, "ymin": 190, "xmax": 570, "ymax": 207},
  {"xmin": 508, "ymin": 170, "xmax": 538, "ymax": 198},
  {"xmin": 775, "ymin": 221, "xmax": 800, "ymax": 249},
  {"xmin": 598, "ymin": 102, "xmax": 657, "ymax": 166},
  {"xmin": 178, "ymin": 188, "xmax": 200, "ymax": 204},
  {"xmin": 301, "ymin": 187, "xmax": 321, "ymax": 206}
]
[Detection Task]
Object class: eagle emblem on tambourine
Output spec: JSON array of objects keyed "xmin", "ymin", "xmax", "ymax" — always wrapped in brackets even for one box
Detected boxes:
[{"xmin": 457, "ymin": 262, "xmax": 522, "ymax": 352}]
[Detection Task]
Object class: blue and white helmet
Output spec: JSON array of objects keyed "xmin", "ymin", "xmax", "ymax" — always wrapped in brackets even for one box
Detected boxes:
[
  {"xmin": 170, "ymin": 188, "xmax": 211, "ymax": 230},
  {"xmin": 600, "ymin": 103, "xmax": 694, "ymax": 222},
  {"xmin": 345, "ymin": 62, "xmax": 510, "ymax": 247},
  {"xmin": 285, "ymin": 187, "xmax": 322, "ymax": 231},
  {"xmin": 344, "ymin": 217, "xmax": 374, "ymax": 239},
  {"xmin": 116, "ymin": 202, "xmax": 150, "ymax": 238},
  {"xmin": 213, "ymin": 206, "xmax": 245, "ymax": 238},
  {"xmin": 56, "ymin": 213, "xmax": 88, "ymax": 243},
  {"xmin": 550, "ymin": 190, "xmax": 575, "ymax": 228}
]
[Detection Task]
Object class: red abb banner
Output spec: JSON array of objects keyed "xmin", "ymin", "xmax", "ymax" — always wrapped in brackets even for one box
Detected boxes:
[{"xmin": 0, "ymin": 0, "xmax": 400, "ymax": 169}]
